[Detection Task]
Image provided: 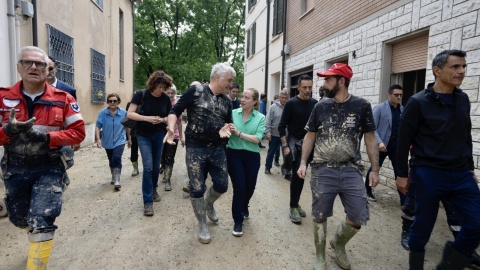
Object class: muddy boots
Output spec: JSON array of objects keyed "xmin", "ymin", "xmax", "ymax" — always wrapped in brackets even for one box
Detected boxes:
[
  {"xmin": 163, "ymin": 165, "xmax": 173, "ymax": 191},
  {"xmin": 110, "ymin": 167, "xmax": 114, "ymax": 184},
  {"xmin": 190, "ymin": 197, "xmax": 211, "ymax": 244},
  {"xmin": 131, "ymin": 161, "xmax": 139, "ymax": 176},
  {"xmin": 205, "ymin": 187, "xmax": 222, "ymax": 222},
  {"xmin": 113, "ymin": 168, "xmax": 121, "ymax": 190},
  {"xmin": 436, "ymin": 242, "xmax": 471, "ymax": 270},
  {"xmin": 27, "ymin": 239, "xmax": 54, "ymax": 270},
  {"xmin": 409, "ymin": 251, "xmax": 425, "ymax": 270},
  {"xmin": 330, "ymin": 220, "xmax": 359, "ymax": 269},
  {"xmin": 313, "ymin": 222, "xmax": 327, "ymax": 270}
]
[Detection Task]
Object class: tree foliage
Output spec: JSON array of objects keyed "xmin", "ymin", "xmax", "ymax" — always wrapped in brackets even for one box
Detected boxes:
[{"xmin": 134, "ymin": 0, "xmax": 245, "ymax": 93}]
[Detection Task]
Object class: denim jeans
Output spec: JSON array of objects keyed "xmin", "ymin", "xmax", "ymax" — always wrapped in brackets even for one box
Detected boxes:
[
  {"xmin": 408, "ymin": 166, "xmax": 480, "ymax": 257},
  {"xmin": 137, "ymin": 131, "xmax": 166, "ymax": 205},
  {"xmin": 265, "ymin": 136, "xmax": 283, "ymax": 169},
  {"xmin": 227, "ymin": 148, "xmax": 261, "ymax": 225},
  {"xmin": 105, "ymin": 144, "xmax": 125, "ymax": 169}
]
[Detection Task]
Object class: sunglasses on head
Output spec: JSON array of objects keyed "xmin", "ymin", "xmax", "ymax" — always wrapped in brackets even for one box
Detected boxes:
[
  {"xmin": 107, "ymin": 99, "xmax": 118, "ymax": 103},
  {"xmin": 393, "ymin": 94, "xmax": 403, "ymax": 97}
]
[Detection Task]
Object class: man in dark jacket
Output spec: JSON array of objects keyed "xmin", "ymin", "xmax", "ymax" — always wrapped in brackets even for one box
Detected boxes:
[
  {"xmin": 47, "ymin": 56, "xmax": 77, "ymax": 100},
  {"xmin": 396, "ymin": 49, "xmax": 480, "ymax": 269}
]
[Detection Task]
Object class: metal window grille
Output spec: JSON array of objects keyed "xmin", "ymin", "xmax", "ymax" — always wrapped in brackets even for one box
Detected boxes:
[
  {"xmin": 47, "ymin": 25, "xmax": 75, "ymax": 87},
  {"xmin": 91, "ymin": 49, "xmax": 106, "ymax": 103}
]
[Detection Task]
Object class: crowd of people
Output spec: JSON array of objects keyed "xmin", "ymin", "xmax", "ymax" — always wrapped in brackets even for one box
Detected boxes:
[{"xmin": 1, "ymin": 46, "xmax": 479, "ymax": 270}]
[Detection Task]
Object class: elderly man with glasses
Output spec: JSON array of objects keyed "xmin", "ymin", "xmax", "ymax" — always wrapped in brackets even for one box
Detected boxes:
[{"xmin": 0, "ymin": 46, "xmax": 85, "ymax": 269}]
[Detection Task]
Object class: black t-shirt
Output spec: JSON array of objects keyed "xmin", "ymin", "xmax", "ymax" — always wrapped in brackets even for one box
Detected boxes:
[
  {"xmin": 278, "ymin": 96, "xmax": 318, "ymax": 140},
  {"xmin": 305, "ymin": 95, "xmax": 376, "ymax": 170},
  {"xmin": 170, "ymin": 84, "xmax": 232, "ymax": 147},
  {"xmin": 131, "ymin": 90, "xmax": 171, "ymax": 136}
]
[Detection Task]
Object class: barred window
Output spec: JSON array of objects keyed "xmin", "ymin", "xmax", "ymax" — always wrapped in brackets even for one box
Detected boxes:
[
  {"xmin": 91, "ymin": 49, "xmax": 106, "ymax": 103},
  {"xmin": 47, "ymin": 25, "xmax": 75, "ymax": 87}
]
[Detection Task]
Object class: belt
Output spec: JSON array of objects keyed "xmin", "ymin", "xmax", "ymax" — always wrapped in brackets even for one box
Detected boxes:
[
  {"xmin": 7, "ymin": 152, "xmax": 62, "ymax": 167},
  {"xmin": 317, "ymin": 161, "xmax": 352, "ymax": 168}
]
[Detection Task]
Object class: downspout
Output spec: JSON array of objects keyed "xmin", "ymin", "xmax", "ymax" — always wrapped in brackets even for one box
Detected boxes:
[
  {"xmin": 263, "ymin": 0, "xmax": 270, "ymax": 98},
  {"xmin": 281, "ymin": 0, "xmax": 287, "ymax": 87},
  {"xmin": 32, "ymin": 0, "xmax": 38, "ymax": 46},
  {"xmin": 7, "ymin": 0, "xmax": 18, "ymax": 84},
  {"xmin": 132, "ymin": 0, "xmax": 136, "ymax": 92}
]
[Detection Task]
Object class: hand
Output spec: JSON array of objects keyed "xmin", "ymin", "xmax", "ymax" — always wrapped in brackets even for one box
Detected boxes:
[
  {"xmin": 219, "ymin": 124, "xmax": 231, "ymax": 138},
  {"xmin": 297, "ymin": 164, "xmax": 307, "ymax": 179},
  {"xmin": 3, "ymin": 109, "xmax": 35, "ymax": 137},
  {"xmin": 266, "ymin": 135, "xmax": 272, "ymax": 141},
  {"xmin": 369, "ymin": 171, "xmax": 380, "ymax": 188},
  {"xmin": 396, "ymin": 176, "xmax": 409, "ymax": 195},
  {"xmin": 472, "ymin": 170, "xmax": 478, "ymax": 184},
  {"xmin": 164, "ymin": 127, "xmax": 177, "ymax": 145},
  {"xmin": 180, "ymin": 137, "xmax": 185, "ymax": 147},
  {"xmin": 283, "ymin": 146, "xmax": 290, "ymax": 156},
  {"xmin": 378, "ymin": 143, "xmax": 387, "ymax": 152},
  {"xmin": 127, "ymin": 139, "xmax": 132, "ymax": 148},
  {"xmin": 72, "ymin": 144, "xmax": 81, "ymax": 151},
  {"xmin": 145, "ymin": 116, "xmax": 161, "ymax": 125},
  {"xmin": 96, "ymin": 139, "xmax": 102, "ymax": 148},
  {"xmin": 24, "ymin": 128, "xmax": 50, "ymax": 142}
]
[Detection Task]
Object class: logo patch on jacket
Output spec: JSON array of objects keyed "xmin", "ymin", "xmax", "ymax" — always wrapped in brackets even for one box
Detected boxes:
[
  {"xmin": 3, "ymin": 98, "xmax": 20, "ymax": 108},
  {"xmin": 71, "ymin": 102, "xmax": 80, "ymax": 112}
]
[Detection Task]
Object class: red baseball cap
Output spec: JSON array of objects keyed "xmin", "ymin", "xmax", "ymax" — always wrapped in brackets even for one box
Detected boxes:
[{"xmin": 316, "ymin": 63, "xmax": 353, "ymax": 80}]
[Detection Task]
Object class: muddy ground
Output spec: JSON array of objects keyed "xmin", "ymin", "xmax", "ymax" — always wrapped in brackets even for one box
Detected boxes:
[{"xmin": 1, "ymin": 142, "xmax": 479, "ymax": 270}]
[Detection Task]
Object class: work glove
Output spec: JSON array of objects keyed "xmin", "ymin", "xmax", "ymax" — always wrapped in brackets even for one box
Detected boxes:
[
  {"xmin": 3, "ymin": 109, "xmax": 35, "ymax": 137},
  {"xmin": 24, "ymin": 128, "xmax": 50, "ymax": 143}
]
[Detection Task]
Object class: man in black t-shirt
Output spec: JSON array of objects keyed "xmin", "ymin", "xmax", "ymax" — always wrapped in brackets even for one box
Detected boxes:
[
  {"xmin": 298, "ymin": 63, "xmax": 380, "ymax": 270},
  {"xmin": 166, "ymin": 62, "xmax": 234, "ymax": 244},
  {"xmin": 278, "ymin": 74, "xmax": 317, "ymax": 224}
]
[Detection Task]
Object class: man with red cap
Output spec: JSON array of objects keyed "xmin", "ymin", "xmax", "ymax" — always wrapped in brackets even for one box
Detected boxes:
[{"xmin": 298, "ymin": 63, "xmax": 380, "ymax": 270}]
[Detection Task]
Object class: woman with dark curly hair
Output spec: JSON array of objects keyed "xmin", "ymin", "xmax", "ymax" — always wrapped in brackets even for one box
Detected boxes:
[{"xmin": 127, "ymin": 70, "xmax": 172, "ymax": 216}]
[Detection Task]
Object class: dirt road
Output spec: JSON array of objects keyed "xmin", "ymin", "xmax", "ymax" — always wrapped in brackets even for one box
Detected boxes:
[{"xmin": 0, "ymin": 143, "xmax": 476, "ymax": 270}]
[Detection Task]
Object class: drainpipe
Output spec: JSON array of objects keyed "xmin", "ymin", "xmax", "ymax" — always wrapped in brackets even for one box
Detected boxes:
[
  {"xmin": 7, "ymin": 0, "xmax": 18, "ymax": 84},
  {"xmin": 132, "ymin": 0, "xmax": 136, "ymax": 92},
  {"xmin": 32, "ymin": 0, "xmax": 38, "ymax": 46},
  {"xmin": 263, "ymin": 0, "xmax": 270, "ymax": 99},
  {"xmin": 281, "ymin": 0, "xmax": 287, "ymax": 87}
]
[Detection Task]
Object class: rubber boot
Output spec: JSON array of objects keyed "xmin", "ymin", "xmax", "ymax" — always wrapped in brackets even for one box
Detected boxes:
[
  {"xmin": 313, "ymin": 221, "xmax": 327, "ymax": 270},
  {"xmin": 113, "ymin": 168, "xmax": 121, "ymax": 190},
  {"xmin": 27, "ymin": 239, "xmax": 54, "ymax": 270},
  {"xmin": 110, "ymin": 167, "xmax": 114, "ymax": 184},
  {"xmin": 330, "ymin": 220, "xmax": 359, "ymax": 270},
  {"xmin": 437, "ymin": 241, "xmax": 471, "ymax": 270},
  {"xmin": 401, "ymin": 217, "xmax": 413, "ymax": 251},
  {"xmin": 131, "ymin": 161, "xmax": 139, "ymax": 176},
  {"xmin": 205, "ymin": 187, "xmax": 222, "ymax": 222},
  {"xmin": 409, "ymin": 250, "xmax": 425, "ymax": 270},
  {"xmin": 163, "ymin": 165, "xmax": 172, "ymax": 191},
  {"xmin": 190, "ymin": 197, "xmax": 211, "ymax": 244}
]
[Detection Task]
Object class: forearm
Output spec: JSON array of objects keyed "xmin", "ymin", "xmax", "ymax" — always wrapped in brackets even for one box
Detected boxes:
[
  {"xmin": 365, "ymin": 132, "xmax": 380, "ymax": 172},
  {"xmin": 235, "ymin": 130, "xmax": 260, "ymax": 144},
  {"xmin": 95, "ymin": 127, "xmax": 101, "ymax": 141},
  {"xmin": 300, "ymin": 132, "xmax": 316, "ymax": 165},
  {"xmin": 167, "ymin": 114, "xmax": 178, "ymax": 132}
]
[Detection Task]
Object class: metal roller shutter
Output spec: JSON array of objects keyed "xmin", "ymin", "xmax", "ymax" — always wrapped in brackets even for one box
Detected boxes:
[{"xmin": 391, "ymin": 33, "xmax": 428, "ymax": 74}]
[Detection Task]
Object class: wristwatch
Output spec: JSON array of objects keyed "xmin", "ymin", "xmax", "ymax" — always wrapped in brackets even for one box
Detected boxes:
[{"xmin": 282, "ymin": 143, "xmax": 288, "ymax": 148}]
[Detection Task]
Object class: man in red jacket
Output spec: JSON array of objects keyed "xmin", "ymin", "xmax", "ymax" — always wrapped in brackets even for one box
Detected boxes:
[{"xmin": 1, "ymin": 46, "xmax": 85, "ymax": 270}]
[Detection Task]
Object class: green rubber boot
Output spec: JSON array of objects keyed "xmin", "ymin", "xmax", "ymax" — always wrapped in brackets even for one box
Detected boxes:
[
  {"xmin": 131, "ymin": 162, "xmax": 139, "ymax": 176},
  {"xmin": 190, "ymin": 197, "xmax": 211, "ymax": 244},
  {"xmin": 330, "ymin": 220, "xmax": 359, "ymax": 269},
  {"xmin": 163, "ymin": 165, "xmax": 172, "ymax": 191},
  {"xmin": 205, "ymin": 187, "xmax": 222, "ymax": 222},
  {"xmin": 313, "ymin": 221, "xmax": 327, "ymax": 270}
]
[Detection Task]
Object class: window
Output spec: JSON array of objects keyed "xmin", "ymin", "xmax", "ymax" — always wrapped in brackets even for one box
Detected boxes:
[
  {"xmin": 91, "ymin": 0, "xmax": 103, "ymax": 10},
  {"xmin": 47, "ymin": 25, "xmax": 75, "ymax": 87},
  {"xmin": 248, "ymin": 0, "xmax": 257, "ymax": 12},
  {"xmin": 246, "ymin": 22, "xmax": 256, "ymax": 58},
  {"xmin": 273, "ymin": 0, "xmax": 284, "ymax": 36},
  {"xmin": 301, "ymin": 0, "xmax": 314, "ymax": 14},
  {"xmin": 119, "ymin": 9, "xmax": 124, "ymax": 80},
  {"xmin": 91, "ymin": 49, "xmax": 106, "ymax": 103}
]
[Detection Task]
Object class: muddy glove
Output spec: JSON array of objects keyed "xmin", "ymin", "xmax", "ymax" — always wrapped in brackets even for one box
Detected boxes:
[
  {"xmin": 24, "ymin": 129, "xmax": 50, "ymax": 143},
  {"xmin": 3, "ymin": 109, "xmax": 36, "ymax": 137}
]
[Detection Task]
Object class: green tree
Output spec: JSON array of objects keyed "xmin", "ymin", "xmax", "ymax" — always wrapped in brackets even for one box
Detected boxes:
[{"xmin": 134, "ymin": 0, "xmax": 245, "ymax": 93}]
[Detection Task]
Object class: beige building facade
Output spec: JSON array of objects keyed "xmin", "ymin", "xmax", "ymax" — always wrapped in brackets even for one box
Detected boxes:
[{"xmin": 1, "ymin": 0, "xmax": 137, "ymax": 147}]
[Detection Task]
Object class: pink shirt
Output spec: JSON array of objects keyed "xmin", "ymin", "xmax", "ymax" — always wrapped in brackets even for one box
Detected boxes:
[{"xmin": 172, "ymin": 99, "xmax": 181, "ymax": 140}]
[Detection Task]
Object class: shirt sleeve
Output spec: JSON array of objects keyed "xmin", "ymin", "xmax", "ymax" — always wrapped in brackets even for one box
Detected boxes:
[
  {"xmin": 396, "ymin": 98, "xmax": 421, "ymax": 177},
  {"xmin": 305, "ymin": 103, "xmax": 319, "ymax": 132},
  {"xmin": 278, "ymin": 101, "xmax": 290, "ymax": 137},
  {"xmin": 361, "ymin": 101, "xmax": 376, "ymax": 133},
  {"xmin": 255, "ymin": 114, "xmax": 266, "ymax": 141},
  {"xmin": 170, "ymin": 85, "xmax": 195, "ymax": 117},
  {"xmin": 96, "ymin": 110, "xmax": 104, "ymax": 128}
]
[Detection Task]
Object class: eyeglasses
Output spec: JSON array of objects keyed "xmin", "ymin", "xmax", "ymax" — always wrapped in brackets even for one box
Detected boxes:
[
  {"xmin": 393, "ymin": 94, "xmax": 403, "ymax": 97},
  {"xmin": 107, "ymin": 100, "xmax": 118, "ymax": 103},
  {"xmin": 18, "ymin": 60, "xmax": 48, "ymax": 69},
  {"xmin": 48, "ymin": 66, "xmax": 55, "ymax": 71}
]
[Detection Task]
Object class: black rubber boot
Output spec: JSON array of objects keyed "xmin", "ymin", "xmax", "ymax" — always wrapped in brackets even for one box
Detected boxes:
[
  {"xmin": 409, "ymin": 250, "xmax": 425, "ymax": 270},
  {"xmin": 437, "ymin": 242, "xmax": 471, "ymax": 270}
]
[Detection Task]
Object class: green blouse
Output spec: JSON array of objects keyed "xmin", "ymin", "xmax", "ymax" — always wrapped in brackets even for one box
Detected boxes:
[{"xmin": 227, "ymin": 108, "xmax": 265, "ymax": 153}]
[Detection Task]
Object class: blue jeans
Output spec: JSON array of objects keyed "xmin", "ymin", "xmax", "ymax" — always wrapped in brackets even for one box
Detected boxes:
[
  {"xmin": 265, "ymin": 136, "xmax": 283, "ymax": 169},
  {"xmin": 227, "ymin": 148, "xmax": 261, "ymax": 225},
  {"xmin": 185, "ymin": 146, "xmax": 228, "ymax": 198},
  {"xmin": 137, "ymin": 131, "xmax": 166, "ymax": 205},
  {"xmin": 105, "ymin": 144, "xmax": 125, "ymax": 169},
  {"xmin": 409, "ymin": 166, "xmax": 480, "ymax": 257},
  {"xmin": 3, "ymin": 165, "xmax": 65, "ymax": 233}
]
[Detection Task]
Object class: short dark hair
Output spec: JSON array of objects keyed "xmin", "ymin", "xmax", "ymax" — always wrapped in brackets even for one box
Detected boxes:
[
  {"xmin": 432, "ymin": 50, "xmax": 467, "ymax": 77},
  {"xmin": 48, "ymin": 55, "xmax": 58, "ymax": 67},
  {"xmin": 260, "ymin": 93, "xmax": 267, "ymax": 100},
  {"xmin": 297, "ymin": 74, "xmax": 312, "ymax": 86},
  {"xmin": 231, "ymin": 82, "xmax": 240, "ymax": 89},
  {"xmin": 334, "ymin": 75, "xmax": 350, "ymax": 88},
  {"xmin": 388, "ymin": 84, "xmax": 403, "ymax": 93}
]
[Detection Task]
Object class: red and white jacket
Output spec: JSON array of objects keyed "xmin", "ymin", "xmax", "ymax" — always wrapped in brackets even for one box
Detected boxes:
[{"xmin": 0, "ymin": 81, "xmax": 85, "ymax": 148}]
